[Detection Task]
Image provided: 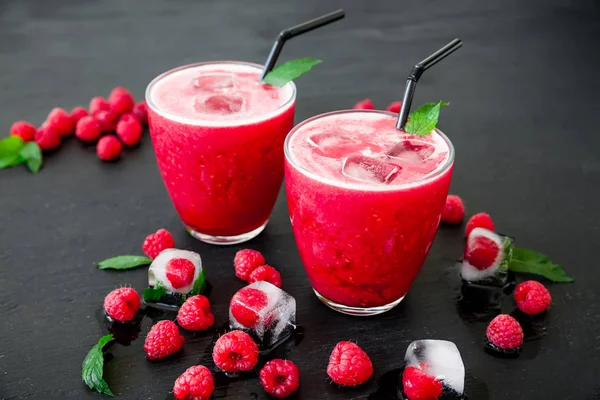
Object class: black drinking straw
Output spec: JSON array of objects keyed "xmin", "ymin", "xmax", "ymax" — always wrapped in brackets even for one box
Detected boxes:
[
  {"xmin": 396, "ymin": 38, "xmax": 463, "ymax": 130},
  {"xmin": 259, "ymin": 9, "xmax": 345, "ymax": 81}
]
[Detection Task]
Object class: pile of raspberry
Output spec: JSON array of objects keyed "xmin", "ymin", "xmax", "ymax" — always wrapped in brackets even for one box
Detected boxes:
[{"xmin": 9, "ymin": 86, "xmax": 148, "ymax": 162}]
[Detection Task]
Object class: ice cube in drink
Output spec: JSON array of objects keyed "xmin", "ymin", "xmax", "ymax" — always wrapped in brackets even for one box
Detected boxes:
[{"xmin": 341, "ymin": 154, "xmax": 402, "ymax": 184}]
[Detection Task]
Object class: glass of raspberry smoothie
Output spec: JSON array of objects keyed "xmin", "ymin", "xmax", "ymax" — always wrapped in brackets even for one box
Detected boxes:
[
  {"xmin": 284, "ymin": 110, "xmax": 454, "ymax": 315},
  {"xmin": 146, "ymin": 62, "xmax": 296, "ymax": 245}
]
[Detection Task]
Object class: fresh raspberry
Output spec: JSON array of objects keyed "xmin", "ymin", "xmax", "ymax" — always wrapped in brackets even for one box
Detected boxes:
[
  {"xmin": 109, "ymin": 86, "xmax": 135, "ymax": 115},
  {"xmin": 486, "ymin": 314, "xmax": 523, "ymax": 350},
  {"xmin": 441, "ymin": 194, "xmax": 465, "ymax": 224},
  {"xmin": 234, "ymin": 249, "xmax": 265, "ymax": 281},
  {"xmin": 46, "ymin": 107, "xmax": 75, "ymax": 137},
  {"xmin": 96, "ymin": 135, "xmax": 122, "ymax": 161},
  {"xmin": 386, "ymin": 101, "xmax": 403, "ymax": 113},
  {"xmin": 514, "ymin": 280, "xmax": 551, "ymax": 315},
  {"xmin": 142, "ymin": 228, "xmax": 176, "ymax": 259},
  {"xmin": 465, "ymin": 212, "xmax": 495, "ymax": 237},
  {"xmin": 166, "ymin": 258, "xmax": 196, "ymax": 289},
  {"xmin": 248, "ymin": 265, "xmax": 282, "ymax": 288},
  {"xmin": 173, "ymin": 365, "xmax": 214, "ymax": 400},
  {"xmin": 230, "ymin": 287, "xmax": 269, "ymax": 328},
  {"xmin": 464, "ymin": 235, "xmax": 500, "ymax": 270},
  {"xmin": 327, "ymin": 341, "xmax": 373, "ymax": 386},
  {"xmin": 352, "ymin": 98, "xmax": 375, "ymax": 110},
  {"xmin": 132, "ymin": 101, "xmax": 148, "ymax": 125},
  {"xmin": 35, "ymin": 125, "xmax": 61, "ymax": 151},
  {"xmin": 75, "ymin": 116, "xmax": 103, "ymax": 142},
  {"xmin": 177, "ymin": 295, "xmax": 215, "ymax": 331},
  {"xmin": 103, "ymin": 287, "xmax": 141, "ymax": 322},
  {"xmin": 144, "ymin": 320, "xmax": 185, "ymax": 360},
  {"xmin": 10, "ymin": 121, "xmax": 36, "ymax": 141},
  {"xmin": 402, "ymin": 364, "xmax": 443, "ymax": 400},
  {"xmin": 95, "ymin": 109, "xmax": 120, "ymax": 133},
  {"xmin": 70, "ymin": 106, "xmax": 89, "ymax": 126},
  {"xmin": 259, "ymin": 359, "xmax": 300, "ymax": 398},
  {"xmin": 212, "ymin": 330, "xmax": 259, "ymax": 372},
  {"xmin": 116, "ymin": 114, "xmax": 143, "ymax": 146},
  {"xmin": 89, "ymin": 96, "xmax": 111, "ymax": 115}
]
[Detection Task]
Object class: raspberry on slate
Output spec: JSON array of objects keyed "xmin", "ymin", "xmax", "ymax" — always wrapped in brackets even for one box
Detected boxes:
[
  {"xmin": 103, "ymin": 287, "xmax": 141, "ymax": 322},
  {"xmin": 234, "ymin": 249, "xmax": 265, "ymax": 281},
  {"xmin": 108, "ymin": 86, "xmax": 135, "ymax": 115},
  {"xmin": 10, "ymin": 121, "xmax": 37, "ymax": 142},
  {"xmin": 353, "ymin": 98, "xmax": 375, "ymax": 110},
  {"xmin": 259, "ymin": 359, "xmax": 300, "ymax": 399},
  {"xmin": 142, "ymin": 228, "xmax": 176, "ymax": 259},
  {"xmin": 76, "ymin": 116, "xmax": 103, "ymax": 142},
  {"xmin": 230, "ymin": 287, "xmax": 269, "ymax": 328},
  {"xmin": 212, "ymin": 330, "xmax": 259, "ymax": 372},
  {"xmin": 166, "ymin": 258, "xmax": 196, "ymax": 289},
  {"xmin": 70, "ymin": 106, "xmax": 89, "ymax": 126},
  {"xmin": 327, "ymin": 341, "xmax": 373, "ymax": 386},
  {"xmin": 89, "ymin": 96, "xmax": 111, "ymax": 116},
  {"xmin": 248, "ymin": 265, "xmax": 282, "ymax": 288},
  {"xmin": 116, "ymin": 114, "xmax": 143, "ymax": 146},
  {"xmin": 95, "ymin": 109, "xmax": 120, "ymax": 133},
  {"xmin": 386, "ymin": 101, "xmax": 403, "ymax": 113},
  {"xmin": 464, "ymin": 233, "xmax": 500, "ymax": 271},
  {"xmin": 173, "ymin": 365, "xmax": 214, "ymax": 400},
  {"xmin": 132, "ymin": 101, "xmax": 148, "ymax": 125},
  {"xmin": 441, "ymin": 194, "xmax": 465, "ymax": 224},
  {"xmin": 465, "ymin": 212, "xmax": 495, "ymax": 237},
  {"xmin": 35, "ymin": 125, "xmax": 61, "ymax": 151},
  {"xmin": 144, "ymin": 320, "xmax": 185, "ymax": 360},
  {"xmin": 486, "ymin": 314, "xmax": 523, "ymax": 350},
  {"xmin": 96, "ymin": 135, "xmax": 122, "ymax": 161},
  {"xmin": 177, "ymin": 295, "xmax": 215, "ymax": 331},
  {"xmin": 402, "ymin": 364, "xmax": 443, "ymax": 400},
  {"xmin": 46, "ymin": 107, "xmax": 75, "ymax": 137},
  {"xmin": 514, "ymin": 280, "xmax": 552, "ymax": 315}
]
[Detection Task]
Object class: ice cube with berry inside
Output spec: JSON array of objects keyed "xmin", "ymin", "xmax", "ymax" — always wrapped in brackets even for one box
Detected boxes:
[
  {"xmin": 461, "ymin": 227, "xmax": 513, "ymax": 285},
  {"xmin": 400, "ymin": 340, "xmax": 465, "ymax": 400},
  {"xmin": 145, "ymin": 248, "xmax": 205, "ymax": 309},
  {"xmin": 229, "ymin": 281, "xmax": 296, "ymax": 350}
]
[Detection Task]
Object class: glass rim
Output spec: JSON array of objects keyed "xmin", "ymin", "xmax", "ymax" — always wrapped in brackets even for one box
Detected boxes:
[
  {"xmin": 145, "ymin": 60, "xmax": 297, "ymax": 127},
  {"xmin": 284, "ymin": 109, "xmax": 455, "ymax": 191}
]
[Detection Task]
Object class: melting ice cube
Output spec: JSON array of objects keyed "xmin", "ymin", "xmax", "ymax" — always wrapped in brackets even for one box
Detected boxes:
[
  {"xmin": 461, "ymin": 228, "xmax": 513, "ymax": 283},
  {"xmin": 192, "ymin": 73, "xmax": 235, "ymax": 92},
  {"xmin": 229, "ymin": 281, "xmax": 296, "ymax": 350},
  {"xmin": 387, "ymin": 139, "xmax": 435, "ymax": 163},
  {"xmin": 342, "ymin": 155, "xmax": 401, "ymax": 184},
  {"xmin": 194, "ymin": 94, "xmax": 245, "ymax": 114},
  {"xmin": 308, "ymin": 133, "xmax": 382, "ymax": 159},
  {"xmin": 148, "ymin": 248, "xmax": 203, "ymax": 294},
  {"xmin": 403, "ymin": 340, "xmax": 465, "ymax": 397}
]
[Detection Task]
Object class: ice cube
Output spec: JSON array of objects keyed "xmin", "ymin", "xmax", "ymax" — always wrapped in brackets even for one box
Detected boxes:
[
  {"xmin": 148, "ymin": 248, "xmax": 203, "ymax": 294},
  {"xmin": 461, "ymin": 228, "xmax": 513, "ymax": 283},
  {"xmin": 387, "ymin": 139, "xmax": 435, "ymax": 163},
  {"xmin": 403, "ymin": 340, "xmax": 465, "ymax": 397},
  {"xmin": 194, "ymin": 94, "xmax": 245, "ymax": 114},
  {"xmin": 192, "ymin": 73, "xmax": 235, "ymax": 92},
  {"xmin": 308, "ymin": 132, "xmax": 382, "ymax": 159},
  {"xmin": 342, "ymin": 155, "xmax": 401, "ymax": 184},
  {"xmin": 229, "ymin": 281, "xmax": 296, "ymax": 350}
]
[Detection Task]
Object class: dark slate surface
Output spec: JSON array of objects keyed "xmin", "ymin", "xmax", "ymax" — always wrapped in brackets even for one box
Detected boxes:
[{"xmin": 1, "ymin": 0, "xmax": 599, "ymax": 399}]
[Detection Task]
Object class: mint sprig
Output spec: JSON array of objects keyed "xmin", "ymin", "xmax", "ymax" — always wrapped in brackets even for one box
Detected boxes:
[
  {"xmin": 144, "ymin": 281, "xmax": 167, "ymax": 302},
  {"xmin": 82, "ymin": 334, "xmax": 115, "ymax": 396},
  {"xmin": 508, "ymin": 247, "xmax": 573, "ymax": 283},
  {"xmin": 0, "ymin": 136, "xmax": 44, "ymax": 173},
  {"xmin": 189, "ymin": 270, "xmax": 206, "ymax": 296},
  {"xmin": 263, "ymin": 58, "xmax": 322, "ymax": 87},
  {"xmin": 97, "ymin": 255, "xmax": 153, "ymax": 270},
  {"xmin": 404, "ymin": 101, "xmax": 449, "ymax": 136}
]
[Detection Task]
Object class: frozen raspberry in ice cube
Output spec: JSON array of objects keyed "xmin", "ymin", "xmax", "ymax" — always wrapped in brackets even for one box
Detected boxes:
[
  {"xmin": 148, "ymin": 248, "xmax": 203, "ymax": 294},
  {"xmin": 461, "ymin": 228, "xmax": 513, "ymax": 283}
]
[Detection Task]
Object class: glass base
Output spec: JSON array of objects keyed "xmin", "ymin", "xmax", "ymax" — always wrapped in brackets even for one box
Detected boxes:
[
  {"xmin": 313, "ymin": 289, "xmax": 405, "ymax": 316},
  {"xmin": 185, "ymin": 221, "xmax": 267, "ymax": 245}
]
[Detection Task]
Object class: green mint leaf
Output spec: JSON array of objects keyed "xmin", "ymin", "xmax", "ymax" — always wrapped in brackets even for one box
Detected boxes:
[
  {"xmin": 82, "ymin": 334, "xmax": 115, "ymax": 396},
  {"xmin": 508, "ymin": 247, "xmax": 574, "ymax": 283},
  {"xmin": 0, "ymin": 136, "xmax": 26, "ymax": 168},
  {"xmin": 263, "ymin": 58, "xmax": 322, "ymax": 87},
  {"xmin": 404, "ymin": 101, "xmax": 449, "ymax": 136},
  {"xmin": 144, "ymin": 281, "xmax": 167, "ymax": 302},
  {"xmin": 19, "ymin": 142, "xmax": 43, "ymax": 173},
  {"xmin": 97, "ymin": 255, "xmax": 153, "ymax": 270},
  {"xmin": 499, "ymin": 236, "xmax": 515, "ymax": 274},
  {"xmin": 189, "ymin": 270, "xmax": 206, "ymax": 296}
]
